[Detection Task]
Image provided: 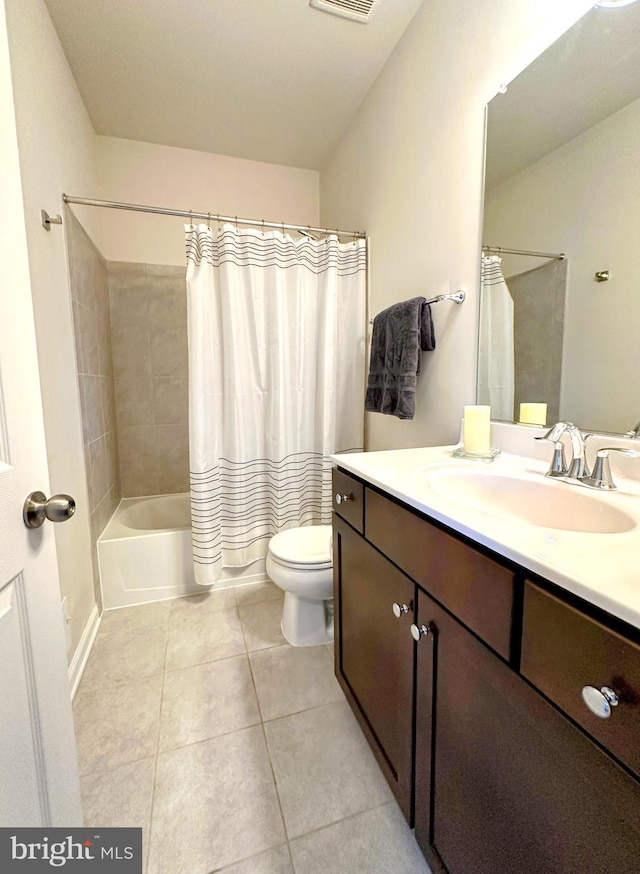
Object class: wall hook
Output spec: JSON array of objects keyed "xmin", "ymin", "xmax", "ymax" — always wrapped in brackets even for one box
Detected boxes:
[
  {"xmin": 595, "ymin": 270, "xmax": 610, "ymax": 283},
  {"xmin": 41, "ymin": 209, "xmax": 62, "ymax": 231}
]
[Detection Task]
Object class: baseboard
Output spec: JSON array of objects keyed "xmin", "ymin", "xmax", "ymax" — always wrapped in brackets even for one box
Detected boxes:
[{"xmin": 69, "ymin": 604, "xmax": 101, "ymax": 700}]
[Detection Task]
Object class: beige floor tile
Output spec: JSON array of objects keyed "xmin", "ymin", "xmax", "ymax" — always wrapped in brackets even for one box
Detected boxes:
[
  {"xmin": 234, "ymin": 580, "xmax": 283, "ymax": 608},
  {"xmin": 159, "ymin": 655, "xmax": 260, "ymax": 751},
  {"xmin": 165, "ymin": 602, "xmax": 245, "ymax": 671},
  {"xmin": 80, "ymin": 757, "xmax": 155, "ymax": 869},
  {"xmin": 215, "ymin": 844, "xmax": 293, "ymax": 874},
  {"xmin": 264, "ymin": 700, "xmax": 392, "ymax": 839},
  {"xmin": 170, "ymin": 588, "xmax": 237, "ymax": 617},
  {"xmin": 250, "ymin": 644, "xmax": 343, "ymax": 722},
  {"xmin": 81, "ymin": 625, "xmax": 167, "ymax": 691},
  {"xmin": 239, "ymin": 600, "xmax": 286, "ymax": 651},
  {"xmin": 147, "ymin": 726, "xmax": 285, "ymax": 874},
  {"xmin": 74, "ymin": 674, "xmax": 163, "ymax": 775},
  {"xmin": 289, "ymin": 802, "xmax": 432, "ymax": 874},
  {"xmin": 98, "ymin": 601, "xmax": 170, "ymax": 636}
]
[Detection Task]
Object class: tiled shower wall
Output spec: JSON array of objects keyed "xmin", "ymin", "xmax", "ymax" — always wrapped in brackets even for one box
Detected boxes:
[
  {"xmin": 107, "ymin": 262, "xmax": 189, "ymax": 497},
  {"xmin": 66, "ymin": 208, "xmax": 121, "ymax": 602}
]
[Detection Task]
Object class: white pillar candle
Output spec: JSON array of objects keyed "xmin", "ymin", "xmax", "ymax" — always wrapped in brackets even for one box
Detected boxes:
[
  {"xmin": 519, "ymin": 402, "xmax": 547, "ymax": 426},
  {"xmin": 463, "ymin": 405, "xmax": 491, "ymax": 453}
]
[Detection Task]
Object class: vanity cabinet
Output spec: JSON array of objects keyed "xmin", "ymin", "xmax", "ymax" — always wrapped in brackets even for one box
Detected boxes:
[
  {"xmin": 332, "ymin": 466, "xmax": 640, "ymax": 874},
  {"xmin": 332, "ymin": 514, "xmax": 416, "ymax": 822}
]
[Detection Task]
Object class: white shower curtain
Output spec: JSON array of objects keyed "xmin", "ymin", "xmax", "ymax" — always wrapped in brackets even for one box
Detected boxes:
[
  {"xmin": 477, "ymin": 255, "xmax": 515, "ymax": 421},
  {"xmin": 186, "ymin": 223, "xmax": 366, "ymax": 585}
]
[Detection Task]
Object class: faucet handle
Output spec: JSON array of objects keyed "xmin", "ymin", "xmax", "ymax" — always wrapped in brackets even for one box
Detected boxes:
[
  {"xmin": 580, "ymin": 447, "xmax": 640, "ymax": 490},
  {"xmin": 534, "ymin": 435, "xmax": 568, "ymax": 477}
]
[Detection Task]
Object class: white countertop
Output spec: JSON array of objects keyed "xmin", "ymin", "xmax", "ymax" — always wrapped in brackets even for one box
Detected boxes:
[{"xmin": 331, "ymin": 437, "xmax": 640, "ymax": 631}]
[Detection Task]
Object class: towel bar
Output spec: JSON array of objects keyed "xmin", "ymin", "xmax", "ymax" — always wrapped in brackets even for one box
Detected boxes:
[{"xmin": 368, "ymin": 290, "xmax": 465, "ymax": 323}]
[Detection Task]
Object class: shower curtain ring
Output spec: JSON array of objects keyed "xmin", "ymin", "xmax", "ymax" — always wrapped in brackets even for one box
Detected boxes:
[
  {"xmin": 235, "ymin": 215, "xmax": 238, "ymax": 229},
  {"xmin": 207, "ymin": 212, "xmax": 211, "ymax": 229},
  {"xmin": 189, "ymin": 210, "xmax": 193, "ymax": 227},
  {"xmin": 261, "ymin": 219, "xmax": 265, "ymax": 236}
]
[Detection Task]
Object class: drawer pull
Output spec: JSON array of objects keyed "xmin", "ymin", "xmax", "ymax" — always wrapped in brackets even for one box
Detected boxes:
[
  {"xmin": 392, "ymin": 602, "xmax": 411, "ymax": 618},
  {"xmin": 581, "ymin": 685, "xmax": 619, "ymax": 719},
  {"xmin": 411, "ymin": 623, "xmax": 432, "ymax": 642},
  {"xmin": 335, "ymin": 493, "xmax": 353, "ymax": 505}
]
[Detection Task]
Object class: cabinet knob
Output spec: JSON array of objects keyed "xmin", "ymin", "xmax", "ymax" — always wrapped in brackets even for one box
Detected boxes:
[
  {"xmin": 335, "ymin": 493, "xmax": 352, "ymax": 505},
  {"xmin": 392, "ymin": 602, "xmax": 410, "ymax": 618},
  {"xmin": 581, "ymin": 685, "xmax": 619, "ymax": 719},
  {"xmin": 411, "ymin": 623, "xmax": 432, "ymax": 642}
]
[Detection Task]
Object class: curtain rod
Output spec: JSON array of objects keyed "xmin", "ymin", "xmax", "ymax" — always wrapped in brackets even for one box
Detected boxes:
[
  {"xmin": 62, "ymin": 194, "xmax": 366, "ymax": 240},
  {"xmin": 483, "ymin": 245, "xmax": 566, "ymax": 261}
]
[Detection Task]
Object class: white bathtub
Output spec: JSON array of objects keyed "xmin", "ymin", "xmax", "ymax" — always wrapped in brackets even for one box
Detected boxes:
[{"xmin": 98, "ymin": 494, "xmax": 269, "ymax": 609}]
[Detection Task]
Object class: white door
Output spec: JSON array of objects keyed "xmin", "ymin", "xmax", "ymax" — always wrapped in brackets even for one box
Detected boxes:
[{"xmin": 0, "ymin": 6, "xmax": 82, "ymax": 826}]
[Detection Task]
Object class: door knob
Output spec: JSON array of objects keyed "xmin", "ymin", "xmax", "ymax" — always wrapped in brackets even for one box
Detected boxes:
[
  {"xmin": 23, "ymin": 491, "xmax": 76, "ymax": 529},
  {"xmin": 392, "ymin": 602, "xmax": 411, "ymax": 618},
  {"xmin": 335, "ymin": 493, "xmax": 352, "ymax": 505}
]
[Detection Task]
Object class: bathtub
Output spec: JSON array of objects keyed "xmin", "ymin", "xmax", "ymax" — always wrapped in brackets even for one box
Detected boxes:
[{"xmin": 98, "ymin": 494, "xmax": 269, "ymax": 609}]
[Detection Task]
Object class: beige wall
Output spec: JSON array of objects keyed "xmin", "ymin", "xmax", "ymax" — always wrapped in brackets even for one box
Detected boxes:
[
  {"xmin": 108, "ymin": 262, "xmax": 189, "ymax": 496},
  {"xmin": 320, "ymin": 0, "xmax": 593, "ymax": 451},
  {"xmin": 5, "ymin": 0, "xmax": 102, "ymax": 659},
  {"xmin": 483, "ymin": 97, "xmax": 640, "ymax": 435},
  {"xmin": 96, "ymin": 136, "xmax": 321, "ymax": 265},
  {"xmin": 66, "ymin": 208, "xmax": 120, "ymax": 608}
]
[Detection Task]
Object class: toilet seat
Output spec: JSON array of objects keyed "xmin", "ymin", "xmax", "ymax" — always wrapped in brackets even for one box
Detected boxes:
[{"xmin": 268, "ymin": 525, "xmax": 332, "ymax": 570}]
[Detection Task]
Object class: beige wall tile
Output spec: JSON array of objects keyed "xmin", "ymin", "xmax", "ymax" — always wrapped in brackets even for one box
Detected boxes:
[
  {"xmin": 111, "ymin": 323, "xmax": 151, "ymax": 379},
  {"xmin": 118, "ymin": 424, "xmax": 160, "ymax": 497},
  {"xmin": 80, "ymin": 375, "xmax": 105, "ymax": 444},
  {"xmin": 74, "ymin": 301, "xmax": 100, "ymax": 375},
  {"xmin": 150, "ymin": 326, "xmax": 188, "ymax": 377},
  {"xmin": 153, "ymin": 377, "xmax": 188, "ymax": 425},
  {"xmin": 156, "ymin": 425, "xmax": 189, "ymax": 494},
  {"xmin": 88, "ymin": 435, "xmax": 109, "ymax": 510},
  {"xmin": 114, "ymin": 373, "xmax": 155, "ymax": 426}
]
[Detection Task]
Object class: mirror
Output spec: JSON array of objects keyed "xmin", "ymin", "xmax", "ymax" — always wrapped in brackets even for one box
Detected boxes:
[{"xmin": 479, "ymin": 2, "xmax": 640, "ymax": 436}]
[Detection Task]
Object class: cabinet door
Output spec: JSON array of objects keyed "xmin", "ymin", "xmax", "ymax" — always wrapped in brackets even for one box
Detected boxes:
[
  {"xmin": 333, "ymin": 516, "xmax": 415, "ymax": 823},
  {"xmin": 414, "ymin": 592, "xmax": 640, "ymax": 874}
]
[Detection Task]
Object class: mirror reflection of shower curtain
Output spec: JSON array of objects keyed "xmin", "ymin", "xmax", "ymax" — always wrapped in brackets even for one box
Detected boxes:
[
  {"xmin": 478, "ymin": 255, "xmax": 514, "ymax": 421},
  {"xmin": 186, "ymin": 223, "xmax": 366, "ymax": 586}
]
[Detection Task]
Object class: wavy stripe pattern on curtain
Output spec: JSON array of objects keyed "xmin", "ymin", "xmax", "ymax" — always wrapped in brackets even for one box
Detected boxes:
[
  {"xmin": 186, "ymin": 223, "xmax": 366, "ymax": 585},
  {"xmin": 478, "ymin": 255, "xmax": 515, "ymax": 421}
]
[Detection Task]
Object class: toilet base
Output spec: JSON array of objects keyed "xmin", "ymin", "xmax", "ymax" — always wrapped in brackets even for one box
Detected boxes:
[{"xmin": 281, "ymin": 591, "xmax": 334, "ymax": 647}]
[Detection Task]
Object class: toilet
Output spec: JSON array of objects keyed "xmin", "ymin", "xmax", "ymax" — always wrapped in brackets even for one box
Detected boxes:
[{"xmin": 266, "ymin": 525, "xmax": 334, "ymax": 647}]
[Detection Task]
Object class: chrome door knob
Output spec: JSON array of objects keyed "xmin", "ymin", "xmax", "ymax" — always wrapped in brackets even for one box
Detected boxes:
[
  {"xmin": 581, "ymin": 685, "xmax": 619, "ymax": 718},
  {"xmin": 23, "ymin": 491, "xmax": 76, "ymax": 529},
  {"xmin": 411, "ymin": 623, "xmax": 432, "ymax": 642},
  {"xmin": 335, "ymin": 493, "xmax": 352, "ymax": 505},
  {"xmin": 392, "ymin": 602, "xmax": 410, "ymax": 618}
]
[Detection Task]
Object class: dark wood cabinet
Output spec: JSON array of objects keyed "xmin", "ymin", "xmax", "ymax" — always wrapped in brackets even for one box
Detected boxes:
[
  {"xmin": 415, "ymin": 590, "xmax": 640, "ymax": 874},
  {"xmin": 332, "ymin": 466, "xmax": 640, "ymax": 873},
  {"xmin": 333, "ymin": 514, "xmax": 416, "ymax": 822}
]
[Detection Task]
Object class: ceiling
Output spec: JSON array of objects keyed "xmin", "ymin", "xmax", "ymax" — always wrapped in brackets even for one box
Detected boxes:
[
  {"xmin": 485, "ymin": 3, "xmax": 640, "ymax": 190},
  {"xmin": 44, "ymin": 0, "xmax": 423, "ymax": 170}
]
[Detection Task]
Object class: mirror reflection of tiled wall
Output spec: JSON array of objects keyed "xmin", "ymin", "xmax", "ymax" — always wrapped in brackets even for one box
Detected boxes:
[{"xmin": 108, "ymin": 262, "xmax": 189, "ymax": 497}]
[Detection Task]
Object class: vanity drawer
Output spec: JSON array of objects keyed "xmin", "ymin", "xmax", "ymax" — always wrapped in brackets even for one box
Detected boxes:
[
  {"xmin": 332, "ymin": 468, "xmax": 364, "ymax": 534},
  {"xmin": 521, "ymin": 582, "xmax": 640, "ymax": 778},
  {"xmin": 365, "ymin": 488, "xmax": 514, "ymax": 660}
]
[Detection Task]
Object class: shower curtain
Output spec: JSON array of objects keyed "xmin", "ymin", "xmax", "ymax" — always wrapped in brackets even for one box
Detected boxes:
[
  {"xmin": 186, "ymin": 223, "xmax": 367, "ymax": 586},
  {"xmin": 477, "ymin": 255, "xmax": 515, "ymax": 421}
]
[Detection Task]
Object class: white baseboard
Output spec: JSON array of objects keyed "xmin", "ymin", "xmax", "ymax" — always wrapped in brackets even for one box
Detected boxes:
[{"xmin": 69, "ymin": 604, "xmax": 101, "ymax": 700}]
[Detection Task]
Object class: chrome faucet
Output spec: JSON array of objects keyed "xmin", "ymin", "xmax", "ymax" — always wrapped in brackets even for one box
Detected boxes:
[{"xmin": 536, "ymin": 422, "xmax": 590, "ymax": 480}]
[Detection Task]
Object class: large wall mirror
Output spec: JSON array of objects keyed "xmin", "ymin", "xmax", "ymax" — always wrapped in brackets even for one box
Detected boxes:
[{"xmin": 479, "ymin": 2, "xmax": 640, "ymax": 436}]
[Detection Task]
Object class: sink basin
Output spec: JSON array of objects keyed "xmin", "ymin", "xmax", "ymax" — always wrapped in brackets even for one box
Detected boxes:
[{"xmin": 423, "ymin": 467, "xmax": 636, "ymax": 534}]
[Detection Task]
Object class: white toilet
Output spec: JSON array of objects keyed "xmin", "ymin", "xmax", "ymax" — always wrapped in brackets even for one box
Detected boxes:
[{"xmin": 266, "ymin": 525, "xmax": 334, "ymax": 647}]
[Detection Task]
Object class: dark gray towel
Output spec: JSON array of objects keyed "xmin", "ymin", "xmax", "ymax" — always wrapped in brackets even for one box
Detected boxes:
[{"xmin": 365, "ymin": 297, "xmax": 435, "ymax": 420}]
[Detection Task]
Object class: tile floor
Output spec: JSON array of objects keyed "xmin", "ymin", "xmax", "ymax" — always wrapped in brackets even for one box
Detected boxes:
[{"xmin": 73, "ymin": 581, "xmax": 432, "ymax": 874}]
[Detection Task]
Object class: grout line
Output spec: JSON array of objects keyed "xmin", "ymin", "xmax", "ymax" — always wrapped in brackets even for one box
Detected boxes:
[
  {"xmin": 243, "ymin": 623, "xmax": 291, "ymax": 845},
  {"xmin": 288, "ymin": 799, "xmax": 394, "ymax": 849},
  {"xmin": 145, "ymin": 615, "xmax": 171, "ymax": 874}
]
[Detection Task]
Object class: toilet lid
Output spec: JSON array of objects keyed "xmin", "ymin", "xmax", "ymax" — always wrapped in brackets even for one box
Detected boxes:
[{"xmin": 269, "ymin": 525, "xmax": 332, "ymax": 567}]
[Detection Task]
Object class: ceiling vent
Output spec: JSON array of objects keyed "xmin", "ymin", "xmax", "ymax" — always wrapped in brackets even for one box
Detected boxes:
[{"xmin": 309, "ymin": 0, "xmax": 381, "ymax": 24}]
